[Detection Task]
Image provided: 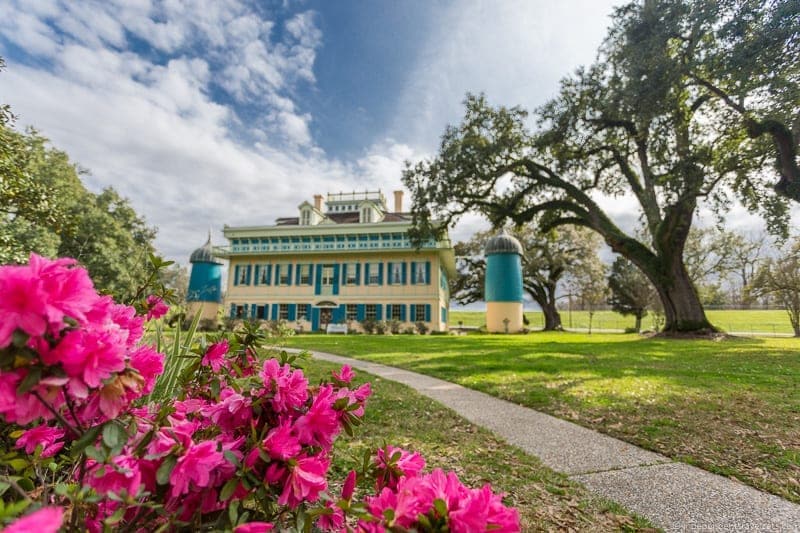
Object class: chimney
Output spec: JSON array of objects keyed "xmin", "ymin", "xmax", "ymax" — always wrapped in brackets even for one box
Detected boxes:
[
  {"xmin": 393, "ymin": 190, "xmax": 404, "ymax": 213},
  {"xmin": 313, "ymin": 194, "xmax": 323, "ymax": 211}
]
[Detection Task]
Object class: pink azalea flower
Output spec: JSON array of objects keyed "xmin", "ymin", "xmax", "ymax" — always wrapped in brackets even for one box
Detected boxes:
[
  {"xmin": 234, "ymin": 523, "xmax": 274, "ymax": 533},
  {"xmin": 293, "ymin": 385, "xmax": 339, "ymax": 448},
  {"xmin": 332, "ymin": 365, "xmax": 355, "ymax": 384},
  {"xmin": 277, "ymin": 453, "xmax": 329, "ymax": 508},
  {"xmin": 262, "ymin": 419, "xmax": 301, "ymax": 461},
  {"xmin": 128, "ymin": 345, "xmax": 165, "ymax": 394},
  {"xmin": 30, "ymin": 253, "xmax": 99, "ymax": 329},
  {"xmin": 15, "ymin": 425, "xmax": 65, "ymax": 457},
  {"xmin": 12, "ymin": 376, "xmax": 67, "ymax": 425},
  {"xmin": 46, "ymin": 328, "xmax": 126, "ymax": 388},
  {"xmin": 201, "ymin": 339, "xmax": 229, "ymax": 373},
  {"xmin": 145, "ymin": 295, "xmax": 169, "ymax": 320},
  {"xmin": 0, "ymin": 370, "xmax": 23, "ymax": 422},
  {"xmin": 85, "ymin": 455, "xmax": 143, "ymax": 498},
  {"xmin": 0, "ymin": 264, "xmax": 48, "ymax": 347},
  {"xmin": 316, "ymin": 501, "xmax": 345, "ymax": 531},
  {"xmin": 375, "ymin": 445, "xmax": 426, "ymax": 490},
  {"xmin": 260, "ymin": 359, "xmax": 308, "ymax": 413},
  {"xmin": 107, "ymin": 302, "xmax": 145, "ymax": 348},
  {"xmin": 342, "ymin": 469, "xmax": 357, "ymax": 500},
  {"xmin": 2, "ymin": 506, "xmax": 63, "ymax": 533},
  {"xmin": 200, "ymin": 387, "xmax": 251, "ymax": 432},
  {"xmin": 169, "ymin": 440, "xmax": 226, "ymax": 497}
]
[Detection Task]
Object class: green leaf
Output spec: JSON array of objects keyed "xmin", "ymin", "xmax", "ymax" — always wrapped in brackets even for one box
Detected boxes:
[
  {"xmin": 220, "ymin": 478, "xmax": 238, "ymax": 502},
  {"xmin": 156, "ymin": 455, "xmax": 177, "ymax": 485},
  {"xmin": 70, "ymin": 424, "xmax": 104, "ymax": 458},
  {"xmin": 102, "ymin": 422, "xmax": 126, "ymax": 450},
  {"xmin": 333, "ymin": 397, "xmax": 349, "ymax": 410},
  {"xmin": 433, "ymin": 498, "xmax": 448, "ymax": 517},
  {"xmin": 16, "ymin": 366, "xmax": 42, "ymax": 394},
  {"xmin": 223, "ymin": 450, "xmax": 240, "ymax": 467},
  {"xmin": 7, "ymin": 458, "xmax": 28, "ymax": 472},
  {"xmin": 11, "ymin": 330, "xmax": 29, "ymax": 349}
]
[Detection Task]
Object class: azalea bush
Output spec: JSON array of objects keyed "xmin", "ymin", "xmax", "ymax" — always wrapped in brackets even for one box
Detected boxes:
[{"xmin": 0, "ymin": 254, "xmax": 519, "ymax": 532}]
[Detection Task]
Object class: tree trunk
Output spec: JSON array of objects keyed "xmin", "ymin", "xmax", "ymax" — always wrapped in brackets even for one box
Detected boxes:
[
  {"xmin": 634, "ymin": 313, "xmax": 642, "ymax": 333},
  {"xmin": 541, "ymin": 299, "xmax": 563, "ymax": 331},
  {"xmin": 651, "ymin": 262, "xmax": 716, "ymax": 333}
]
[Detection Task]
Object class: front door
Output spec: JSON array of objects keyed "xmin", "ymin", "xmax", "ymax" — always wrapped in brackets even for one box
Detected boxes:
[{"xmin": 319, "ymin": 308, "xmax": 332, "ymax": 331}]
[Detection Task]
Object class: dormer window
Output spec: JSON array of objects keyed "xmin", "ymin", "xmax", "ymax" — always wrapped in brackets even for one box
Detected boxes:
[
  {"xmin": 360, "ymin": 206, "xmax": 373, "ymax": 223},
  {"xmin": 300, "ymin": 209, "xmax": 311, "ymax": 225}
]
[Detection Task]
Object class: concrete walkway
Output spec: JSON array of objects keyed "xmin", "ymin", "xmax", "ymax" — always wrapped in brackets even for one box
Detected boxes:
[{"xmin": 303, "ymin": 349, "xmax": 800, "ymax": 532}]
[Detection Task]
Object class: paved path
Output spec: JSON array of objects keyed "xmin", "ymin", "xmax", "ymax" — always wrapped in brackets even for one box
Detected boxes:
[{"xmin": 302, "ymin": 349, "xmax": 800, "ymax": 532}]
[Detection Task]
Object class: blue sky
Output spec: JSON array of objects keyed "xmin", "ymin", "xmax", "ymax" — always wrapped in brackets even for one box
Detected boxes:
[{"xmin": 0, "ymin": 0, "xmax": 631, "ymax": 262}]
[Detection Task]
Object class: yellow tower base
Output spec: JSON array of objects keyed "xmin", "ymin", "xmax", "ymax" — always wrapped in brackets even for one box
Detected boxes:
[
  {"xmin": 486, "ymin": 302, "xmax": 523, "ymax": 333},
  {"xmin": 187, "ymin": 301, "xmax": 220, "ymax": 323}
]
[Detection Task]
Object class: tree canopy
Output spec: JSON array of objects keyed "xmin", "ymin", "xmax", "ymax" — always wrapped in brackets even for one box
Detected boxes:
[{"xmin": 404, "ymin": 0, "xmax": 799, "ymax": 334}]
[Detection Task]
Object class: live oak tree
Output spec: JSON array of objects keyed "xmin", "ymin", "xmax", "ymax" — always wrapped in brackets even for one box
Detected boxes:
[
  {"xmin": 565, "ymin": 252, "xmax": 608, "ymax": 334},
  {"xmin": 451, "ymin": 223, "xmax": 601, "ymax": 331},
  {"xmin": 607, "ymin": 256, "xmax": 658, "ymax": 332},
  {"xmin": 404, "ymin": 0, "xmax": 797, "ymax": 333}
]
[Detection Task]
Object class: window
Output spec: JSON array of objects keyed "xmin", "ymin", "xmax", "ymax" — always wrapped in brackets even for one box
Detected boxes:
[
  {"xmin": 389, "ymin": 263, "xmax": 402, "ymax": 284},
  {"xmin": 346, "ymin": 263, "xmax": 358, "ymax": 285},
  {"xmin": 238, "ymin": 266, "xmax": 247, "ymax": 285},
  {"xmin": 279, "ymin": 304, "xmax": 289, "ymax": 320},
  {"xmin": 415, "ymin": 262, "xmax": 427, "ymax": 284},
  {"xmin": 259, "ymin": 265, "xmax": 270, "ymax": 285},
  {"xmin": 365, "ymin": 304, "xmax": 377, "ymax": 320},
  {"xmin": 414, "ymin": 304, "xmax": 426, "ymax": 322},
  {"xmin": 361, "ymin": 207, "xmax": 372, "ymax": 223},
  {"xmin": 256, "ymin": 305, "xmax": 266, "ymax": 319},
  {"xmin": 322, "ymin": 265, "xmax": 334, "ymax": 286},
  {"xmin": 301, "ymin": 210, "xmax": 311, "ymax": 225},
  {"xmin": 279, "ymin": 265, "xmax": 291, "ymax": 285},
  {"xmin": 346, "ymin": 304, "xmax": 358, "ymax": 321},
  {"xmin": 390, "ymin": 304, "xmax": 403, "ymax": 320},
  {"xmin": 299, "ymin": 264, "xmax": 311, "ymax": 285},
  {"xmin": 236, "ymin": 305, "xmax": 245, "ymax": 318},
  {"xmin": 368, "ymin": 263, "xmax": 380, "ymax": 285}
]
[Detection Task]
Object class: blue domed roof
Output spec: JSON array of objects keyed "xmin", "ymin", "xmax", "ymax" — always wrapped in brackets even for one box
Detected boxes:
[
  {"xmin": 190, "ymin": 233, "xmax": 221, "ymax": 264},
  {"xmin": 484, "ymin": 228, "xmax": 523, "ymax": 256}
]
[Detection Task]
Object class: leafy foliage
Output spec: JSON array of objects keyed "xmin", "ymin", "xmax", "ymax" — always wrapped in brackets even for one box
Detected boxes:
[
  {"xmin": 750, "ymin": 237, "xmax": 800, "ymax": 336},
  {"xmin": 607, "ymin": 257, "xmax": 659, "ymax": 332}
]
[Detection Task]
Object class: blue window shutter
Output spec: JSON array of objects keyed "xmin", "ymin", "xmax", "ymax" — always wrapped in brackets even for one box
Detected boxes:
[
  {"xmin": 245, "ymin": 265, "xmax": 252, "ymax": 285},
  {"xmin": 402, "ymin": 262, "xmax": 408, "ymax": 284},
  {"xmin": 307, "ymin": 264, "xmax": 314, "ymax": 285},
  {"xmin": 342, "ymin": 263, "xmax": 348, "ymax": 285},
  {"xmin": 295, "ymin": 264, "xmax": 301, "ymax": 285},
  {"xmin": 315, "ymin": 264, "xmax": 323, "ymax": 295},
  {"xmin": 271, "ymin": 304, "xmax": 279, "ymax": 321},
  {"xmin": 425, "ymin": 304, "xmax": 431, "ymax": 322},
  {"xmin": 400, "ymin": 304, "xmax": 407, "ymax": 321},
  {"xmin": 386, "ymin": 304, "xmax": 392, "ymax": 319},
  {"xmin": 356, "ymin": 304, "xmax": 365, "ymax": 321},
  {"xmin": 441, "ymin": 307, "xmax": 447, "ymax": 323},
  {"xmin": 253, "ymin": 265, "xmax": 260, "ymax": 286},
  {"xmin": 375, "ymin": 304, "xmax": 383, "ymax": 321},
  {"xmin": 355, "ymin": 263, "xmax": 361, "ymax": 285},
  {"xmin": 233, "ymin": 265, "xmax": 240, "ymax": 286},
  {"xmin": 335, "ymin": 304, "xmax": 346, "ymax": 323},
  {"xmin": 250, "ymin": 304, "xmax": 257, "ymax": 318},
  {"xmin": 286, "ymin": 264, "xmax": 293, "ymax": 285},
  {"xmin": 229, "ymin": 303, "xmax": 236, "ymax": 318},
  {"xmin": 410, "ymin": 262, "xmax": 417, "ymax": 284},
  {"xmin": 333, "ymin": 264, "xmax": 340, "ymax": 296},
  {"xmin": 426, "ymin": 262, "xmax": 432, "ymax": 285},
  {"xmin": 387, "ymin": 262, "xmax": 394, "ymax": 284},
  {"xmin": 288, "ymin": 304, "xmax": 297, "ymax": 321},
  {"xmin": 378, "ymin": 263, "xmax": 384, "ymax": 285},
  {"xmin": 274, "ymin": 264, "xmax": 280, "ymax": 285},
  {"xmin": 410, "ymin": 304, "xmax": 416, "ymax": 321},
  {"xmin": 364, "ymin": 263, "xmax": 370, "ymax": 285}
]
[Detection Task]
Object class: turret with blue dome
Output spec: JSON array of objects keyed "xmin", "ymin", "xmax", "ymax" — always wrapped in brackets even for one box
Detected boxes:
[
  {"xmin": 484, "ymin": 228, "xmax": 524, "ymax": 333},
  {"xmin": 187, "ymin": 232, "xmax": 223, "ymax": 321}
]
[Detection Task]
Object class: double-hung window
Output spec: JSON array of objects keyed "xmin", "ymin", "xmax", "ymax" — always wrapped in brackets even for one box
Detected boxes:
[
  {"xmin": 279, "ymin": 264, "xmax": 291, "ymax": 285},
  {"xmin": 368, "ymin": 263, "xmax": 380, "ymax": 285},
  {"xmin": 389, "ymin": 263, "xmax": 402, "ymax": 285},
  {"xmin": 415, "ymin": 262, "xmax": 426, "ymax": 284},
  {"xmin": 346, "ymin": 304, "xmax": 358, "ymax": 321},
  {"xmin": 279, "ymin": 304, "xmax": 289, "ymax": 320},
  {"xmin": 299, "ymin": 264, "xmax": 311, "ymax": 285},
  {"xmin": 346, "ymin": 263, "xmax": 359, "ymax": 285},
  {"xmin": 365, "ymin": 304, "xmax": 377, "ymax": 320},
  {"xmin": 414, "ymin": 304, "xmax": 426, "ymax": 322},
  {"xmin": 322, "ymin": 265, "xmax": 334, "ymax": 287}
]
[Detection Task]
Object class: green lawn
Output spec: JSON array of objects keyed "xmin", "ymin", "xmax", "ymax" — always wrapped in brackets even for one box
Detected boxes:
[
  {"xmin": 298, "ymin": 355, "xmax": 655, "ymax": 531},
  {"xmin": 450, "ymin": 309, "xmax": 796, "ymax": 335},
  {"xmin": 286, "ymin": 333, "xmax": 800, "ymax": 503}
]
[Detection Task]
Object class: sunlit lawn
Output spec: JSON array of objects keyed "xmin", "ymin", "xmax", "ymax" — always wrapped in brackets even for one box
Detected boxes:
[
  {"xmin": 450, "ymin": 309, "xmax": 796, "ymax": 335},
  {"xmin": 299, "ymin": 356, "xmax": 655, "ymax": 531},
  {"xmin": 287, "ymin": 332, "xmax": 800, "ymax": 503}
]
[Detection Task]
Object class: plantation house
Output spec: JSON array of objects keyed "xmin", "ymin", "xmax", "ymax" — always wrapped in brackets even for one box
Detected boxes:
[{"xmin": 217, "ymin": 190, "xmax": 456, "ymax": 332}]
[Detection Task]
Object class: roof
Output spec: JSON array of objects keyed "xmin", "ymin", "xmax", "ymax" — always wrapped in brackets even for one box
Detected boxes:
[
  {"xmin": 485, "ymin": 229, "xmax": 524, "ymax": 256},
  {"xmin": 275, "ymin": 212, "xmax": 412, "ymax": 226},
  {"xmin": 190, "ymin": 233, "xmax": 223, "ymax": 264}
]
